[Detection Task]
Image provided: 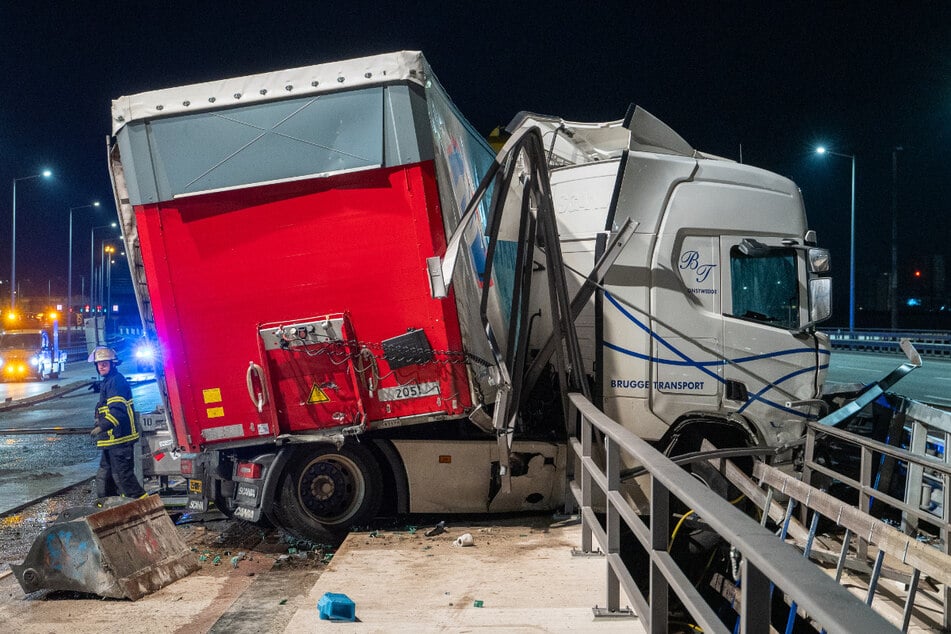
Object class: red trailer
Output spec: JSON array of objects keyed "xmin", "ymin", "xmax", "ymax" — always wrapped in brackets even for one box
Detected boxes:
[{"xmin": 109, "ymin": 51, "xmax": 571, "ymax": 540}]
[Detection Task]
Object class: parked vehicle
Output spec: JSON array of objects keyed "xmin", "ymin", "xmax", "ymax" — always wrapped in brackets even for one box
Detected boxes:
[
  {"xmin": 132, "ymin": 338, "xmax": 157, "ymax": 372},
  {"xmin": 0, "ymin": 314, "xmax": 66, "ymax": 381},
  {"xmin": 107, "ymin": 51, "xmax": 832, "ymax": 541}
]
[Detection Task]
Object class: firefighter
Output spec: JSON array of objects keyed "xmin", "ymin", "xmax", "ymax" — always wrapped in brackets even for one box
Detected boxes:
[{"xmin": 88, "ymin": 346, "xmax": 147, "ymax": 499}]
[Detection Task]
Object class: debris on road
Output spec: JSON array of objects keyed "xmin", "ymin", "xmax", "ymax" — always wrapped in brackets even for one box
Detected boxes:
[{"xmin": 11, "ymin": 495, "xmax": 198, "ymax": 600}]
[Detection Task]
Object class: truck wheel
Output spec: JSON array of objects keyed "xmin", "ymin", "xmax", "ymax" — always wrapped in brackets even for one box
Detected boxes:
[
  {"xmin": 275, "ymin": 442, "xmax": 383, "ymax": 543},
  {"xmin": 664, "ymin": 424, "xmax": 748, "ymax": 502}
]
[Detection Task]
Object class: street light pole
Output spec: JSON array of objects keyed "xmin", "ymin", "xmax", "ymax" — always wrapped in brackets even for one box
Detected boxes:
[
  {"xmin": 849, "ymin": 153, "xmax": 856, "ymax": 334},
  {"xmin": 90, "ymin": 223, "xmax": 117, "ymax": 309},
  {"xmin": 103, "ymin": 245, "xmax": 115, "ymax": 308},
  {"xmin": 67, "ymin": 202, "xmax": 100, "ymax": 352},
  {"xmin": 890, "ymin": 147, "xmax": 903, "ymax": 330},
  {"xmin": 10, "ymin": 170, "xmax": 52, "ymax": 310},
  {"xmin": 816, "ymin": 147, "xmax": 857, "ymax": 333},
  {"xmin": 104, "ymin": 245, "xmax": 116, "ymax": 336}
]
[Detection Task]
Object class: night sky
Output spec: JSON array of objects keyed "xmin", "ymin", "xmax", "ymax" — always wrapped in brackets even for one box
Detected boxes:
[{"xmin": 1, "ymin": 2, "xmax": 949, "ymax": 326}]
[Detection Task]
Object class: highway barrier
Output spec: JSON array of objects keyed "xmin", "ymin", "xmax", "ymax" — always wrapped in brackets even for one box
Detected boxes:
[{"xmin": 829, "ymin": 329, "xmax": 951, "ymax": 357}]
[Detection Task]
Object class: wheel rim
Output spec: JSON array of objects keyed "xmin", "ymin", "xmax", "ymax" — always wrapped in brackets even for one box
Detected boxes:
[{"xmin": 296, "ymin": 454, "xmax": 366, "ymax": 525}]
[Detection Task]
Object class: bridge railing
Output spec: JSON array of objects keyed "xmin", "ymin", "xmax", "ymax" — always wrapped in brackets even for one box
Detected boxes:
[
  {"xmin": 801, "ymin": 393, "xmax": 951, "ymax": 630},
  {"xmin": 567, "ymin": 392, "xmax": 896, "ymax": 633},
  {"xmin": 828, "ymin": 329, "xmax": 951, "ymax": 356}
]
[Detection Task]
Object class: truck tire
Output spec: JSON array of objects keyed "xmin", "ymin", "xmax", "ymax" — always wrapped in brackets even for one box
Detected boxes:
[
  {"xmin": 663, "ymin": 421, "xmax": 750, "ymax": 502},
  {"xmin": 274, "ymin": 442, "xmax": 383, "ymax": 543}
]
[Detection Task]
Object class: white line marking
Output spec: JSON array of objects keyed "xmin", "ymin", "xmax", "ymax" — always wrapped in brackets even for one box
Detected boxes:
[{"xmin": 833, "ymin": 365, "xmax": 880, "ymax": 373}]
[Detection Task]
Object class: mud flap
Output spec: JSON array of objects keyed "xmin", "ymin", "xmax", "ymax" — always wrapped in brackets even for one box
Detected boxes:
[{"xmin": 11, "ymin": 495, "xmax": 199, "ymax": 600}]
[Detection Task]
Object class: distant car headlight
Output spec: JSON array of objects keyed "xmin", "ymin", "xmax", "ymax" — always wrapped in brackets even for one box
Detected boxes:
[{"xmin": 29, "ymin": 356, "xmax": 39, "ymax": 366}]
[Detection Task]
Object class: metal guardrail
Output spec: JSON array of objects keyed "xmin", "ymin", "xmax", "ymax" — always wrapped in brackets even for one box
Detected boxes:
[
  {"xmin": 802, "ymin": 396, "xmax": 951, "ymax": 631},
  {"xmin": 829, "ymin": 329, "xmax": 951, "ymax": 356},
  {"xmin": 567, "ymin": 392, "xmax": 896, "ymax": 633}
]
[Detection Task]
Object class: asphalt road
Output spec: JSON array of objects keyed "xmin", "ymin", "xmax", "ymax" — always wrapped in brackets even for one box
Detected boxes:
[
  {"xmin": 0, "ymin": 373, "xmax": 161, "ymax": 511},
  {"xmin": 827, "ymin": 349, "xmax": 951, "ymax": 408}
]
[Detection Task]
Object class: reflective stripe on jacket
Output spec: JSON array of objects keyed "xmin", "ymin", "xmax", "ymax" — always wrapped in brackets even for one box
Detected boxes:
[{"xmin": 95, "ymin": 370, "xmax": 139, "ymax": 447}]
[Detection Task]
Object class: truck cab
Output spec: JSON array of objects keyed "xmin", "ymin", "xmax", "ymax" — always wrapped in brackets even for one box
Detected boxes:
[
  {"xmin": 0, "ymin": 326, "xmax": 66, "ymax": 381},
  {"xmin": 515, "ymin": 107, "xmax": 833, "ymax": 456}
]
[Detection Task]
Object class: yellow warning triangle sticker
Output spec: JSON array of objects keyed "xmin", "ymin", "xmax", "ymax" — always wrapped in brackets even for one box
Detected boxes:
[{"xmin": 307, "ymin": 384, "xmax": 331, "ymax": 404}]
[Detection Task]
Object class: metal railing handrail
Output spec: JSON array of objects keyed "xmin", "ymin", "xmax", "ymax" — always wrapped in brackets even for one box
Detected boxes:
[
  {"xmin": 827, "ymin": 328, "xmax": 950, "ymax": 339},
  {"xmin": 827, "ymin": 329, "xmax": 951, "ymax": 357},
  {"xmin": 567, "ymin": 392, "xmax": 896, "ymax": 633}
]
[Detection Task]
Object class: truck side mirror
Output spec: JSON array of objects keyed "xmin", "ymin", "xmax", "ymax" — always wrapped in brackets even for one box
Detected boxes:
[{"xmin": 807, "ymin": 277, "xmax": 832, "ymax": 325}]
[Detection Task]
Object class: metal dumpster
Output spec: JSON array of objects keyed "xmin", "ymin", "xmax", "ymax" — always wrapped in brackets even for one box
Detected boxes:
[{"xmin": 11, "ymin": 494, "xmax": 199, "ymax": 600}]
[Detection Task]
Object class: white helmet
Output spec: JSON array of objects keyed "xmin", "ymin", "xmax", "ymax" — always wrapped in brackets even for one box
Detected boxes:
[{"xmin": 88, "ymin": 346, "xmax": 120, "ymax": 363}]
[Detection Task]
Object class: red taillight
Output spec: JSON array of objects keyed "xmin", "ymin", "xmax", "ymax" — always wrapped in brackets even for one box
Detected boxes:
[
  {"xmin": 236, "ymin": 462, "xmax": 262, "ymax": 479},
  {"xmin": 180, "ymin": 458, "xmax": 194, "ymax": 476}
]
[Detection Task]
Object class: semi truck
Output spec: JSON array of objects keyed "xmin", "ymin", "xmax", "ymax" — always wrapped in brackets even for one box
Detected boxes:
[
  {"xmin": 107, "ymin": 51, "xmax": 832, "ymax": 541},
  {"xmin": 0, "ymin": 313, "xmax": 67, "ymax": 381}
]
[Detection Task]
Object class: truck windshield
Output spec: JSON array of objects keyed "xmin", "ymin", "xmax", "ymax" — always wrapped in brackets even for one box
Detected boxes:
[
  {"xmin": 0, "ymin": 333, "xmax": 43, "ymax": 349},
  {"xmin": 729, "ymin": 247, "xmax": 799, "ymax": 329}
]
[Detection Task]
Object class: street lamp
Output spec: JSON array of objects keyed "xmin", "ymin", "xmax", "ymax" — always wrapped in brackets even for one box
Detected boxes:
[
  {"xmin": 67, "ymin": 201, "xmax": 101, "ymax": 352},
  {"xmin": 10, "ymin": 170, "xmax": 53, "ymax": 310},
  {"xmin": 90, "ymin": 223, "xmax": 117, "ymax": 309},
  {"xmin": 816, "ymin": 146, "xmax": 857, "ymax": 333}
]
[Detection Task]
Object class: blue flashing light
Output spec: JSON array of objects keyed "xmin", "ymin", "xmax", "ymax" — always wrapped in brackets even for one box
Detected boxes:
[{"xmin": 134, "ymin": 343, "xmax": 155, "ymax": 361}]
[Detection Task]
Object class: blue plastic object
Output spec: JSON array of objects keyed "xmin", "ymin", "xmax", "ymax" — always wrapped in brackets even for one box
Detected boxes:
[{"xmin": 318, "ymin": 592, "xmax": 356, "ymax": 621}]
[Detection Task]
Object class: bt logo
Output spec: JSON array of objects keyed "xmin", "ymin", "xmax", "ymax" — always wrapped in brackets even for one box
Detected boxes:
[{"xmin": 679, "ymin": 250, "xmax": 716, "ymax": 283}]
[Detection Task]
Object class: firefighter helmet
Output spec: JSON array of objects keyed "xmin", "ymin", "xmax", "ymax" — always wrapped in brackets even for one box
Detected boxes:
[{"xmin": 88, "ymin": 346, "xmax": 120, "ymax": 363}]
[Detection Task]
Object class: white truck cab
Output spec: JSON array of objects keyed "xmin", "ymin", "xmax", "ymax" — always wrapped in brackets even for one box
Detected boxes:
[{"xmin": 515, "ymin": 107, "xmax": 833, "ymax": 455}]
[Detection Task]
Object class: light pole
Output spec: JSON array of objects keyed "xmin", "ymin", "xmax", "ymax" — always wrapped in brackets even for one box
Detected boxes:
[
  {"xmin": 67, "ymin": 201, "xmax": 101, "ymax": 352},
  {"xmin": 10, "ymin": 170, "xmax": 53, "ymax": 310},
  {"xmin": 90, "ymin": 223, "xmax": 117, "ymax": 308},
  {"xmin": 816, "ymin": 147, "xmax": 857, "ymax": 333},
  {"xmin": 103, "ymin": 245, "xmax": 116, "ymax": 335},
  {"xmin": 99, "ymin": 244, "xmax": 116, "ymax": 320},
  {"xmin": 890, "ymin": 147, "xmax": 903, "ymax": 330}
]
